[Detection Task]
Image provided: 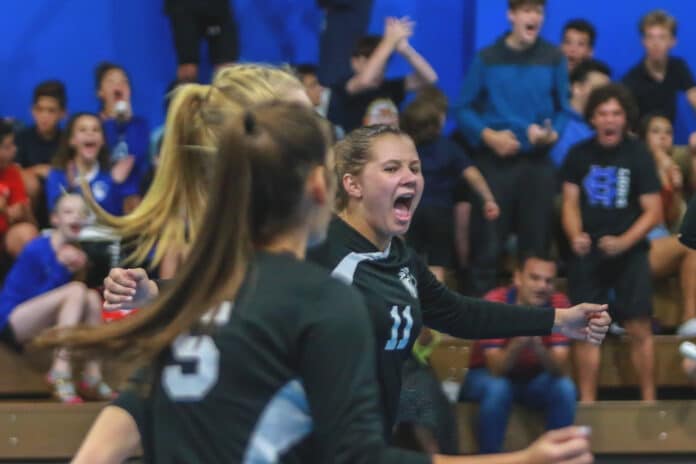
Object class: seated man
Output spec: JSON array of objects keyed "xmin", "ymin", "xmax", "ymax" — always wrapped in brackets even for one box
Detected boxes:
[{"xmin": 459, "ymin": 254, "xmax": 576, "ymax": 453}]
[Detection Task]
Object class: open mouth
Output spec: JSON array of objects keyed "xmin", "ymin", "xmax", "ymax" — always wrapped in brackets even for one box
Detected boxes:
[
  {"xmin": 68, "ymin": 223, "xmax": 82, "ymax": 235},
  {"xmin": 393, "ymin": 193, "xmax": 414, "ymax": 223},
  {"xmin": 525, "ymin": 23, "xmax": 539, "ymax": 34}
]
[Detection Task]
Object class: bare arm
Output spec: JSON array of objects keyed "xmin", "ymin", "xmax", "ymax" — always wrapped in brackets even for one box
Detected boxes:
[
  {"xmin": 400, "ymin": 42, "xmax": 438, "ymax": 91},
  {"xmin": 618, "ymin": 193, "xmax": 662, "ymax": 248},
  {"xmin": 346, "ymin": 18, "xmax": 410, "ymax": 94},
  {"xmin": 561, "ymin": 182, "xmax": 583, "ymax": 241},
  {"xmin": 687, "ymin": 87, "xmax": 696, "ymax": 112},
  {"xmin": 434, "ymin": 426, "xmax": 592, "ymax": 464},
  {"xmin": 462, "ymin": 166, "xmax": 495, "ymax": 203},
  {"xmin": 72, "ymin": 406, "xmax": 141, "ymax": 464}
]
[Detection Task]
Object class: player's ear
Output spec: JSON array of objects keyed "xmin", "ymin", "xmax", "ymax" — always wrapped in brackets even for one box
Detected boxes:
[{"xmin": 342, "ymin": 173, "xmax": 363, "ymax": 201}]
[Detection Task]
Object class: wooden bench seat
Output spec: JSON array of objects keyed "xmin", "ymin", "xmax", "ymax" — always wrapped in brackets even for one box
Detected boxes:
[{"xmin": 431, "ymin": 335, "xmax": 696, "ymax": 388}]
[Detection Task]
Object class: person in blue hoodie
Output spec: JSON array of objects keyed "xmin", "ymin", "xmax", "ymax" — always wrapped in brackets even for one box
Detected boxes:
[
  {"xmin": 550, "ymin": 59, "xmax": 612, "ymax": 170},
  {"xmin": 0, "ymin": 194, "xmax": 114, "ymax": 404},
  {"xmin": 456, "ymin": 0, "xmax": 570, "ymax": 295}
]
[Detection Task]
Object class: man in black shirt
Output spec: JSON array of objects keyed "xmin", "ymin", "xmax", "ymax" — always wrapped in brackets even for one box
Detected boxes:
[
  {"xmin": 561, "ymin": 83, "xmax": 662, "ymax": 402},
  {"xmin": 327, "ymin": 18, "xmax": 438, "ymax": 132},
  {"xmin": 622, "ymin": 10, "xmax": 696, "ymax": 148}
]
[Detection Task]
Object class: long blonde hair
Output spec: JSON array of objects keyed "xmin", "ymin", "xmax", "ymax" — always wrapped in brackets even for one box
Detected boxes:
[
  {"xmin": 86, "ymin": 64, "xmax": 304, "ymax": 266},
  {"xmin": 38, "ymin": 103, "xmax": 330, "ymax": 365}
]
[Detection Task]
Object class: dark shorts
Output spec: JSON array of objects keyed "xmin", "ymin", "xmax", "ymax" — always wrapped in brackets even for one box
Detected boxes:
[
  {"xmin": 407, "ymin": 206, "xmax": 454, "ymax": 268},
  {"xmin": 568, "ymin": 245, "xmax": 652, "ymax": 323},
  {"xmin": 168, "ymin": 6, "xmax": 238, "ymax": 65},
  {"xmin": 0, "ymin": 323, "xmax": 23, "ymax": 353}
]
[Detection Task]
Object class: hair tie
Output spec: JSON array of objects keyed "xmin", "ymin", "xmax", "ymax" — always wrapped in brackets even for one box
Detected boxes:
[{"xmin": 244, "ymin": 112, "xmax": 256, "ymax": 135}]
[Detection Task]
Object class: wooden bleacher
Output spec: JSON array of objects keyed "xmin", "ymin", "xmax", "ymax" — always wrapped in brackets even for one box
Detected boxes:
[
  {"xmin": 431, "ymin": 335, "xmax": 696, "ymax": 387},
  {"xmin": 1, "ymin": 400, "xmax": 696, "ymax": 458},
  {"xmin": 456, "ymin": 401, "xmax": 696, "ymax": 454}
]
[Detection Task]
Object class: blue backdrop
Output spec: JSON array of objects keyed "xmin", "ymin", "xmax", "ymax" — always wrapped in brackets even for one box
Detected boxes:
[{"xmin": 1, "ymin": 0, "xmax": 694, "ymax": 140}]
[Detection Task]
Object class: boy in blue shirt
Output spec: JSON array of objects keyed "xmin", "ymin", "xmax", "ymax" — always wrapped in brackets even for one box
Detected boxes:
[
  {"xmin": 456, "ymin": 0, "xmax": 570, "ymax": 294},
  {"xmin": 550, "ymin": 59, "xmax": 611, "ymax": 169}
]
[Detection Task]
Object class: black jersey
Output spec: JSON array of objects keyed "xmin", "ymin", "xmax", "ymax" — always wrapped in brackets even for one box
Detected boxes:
[
  {"xmin": 308, "ymin": 217, "xmax": 555, "ymax": 436},
  {"xmin": 114, "ymin": 251, "xmax": 428, "ymax": 464}
]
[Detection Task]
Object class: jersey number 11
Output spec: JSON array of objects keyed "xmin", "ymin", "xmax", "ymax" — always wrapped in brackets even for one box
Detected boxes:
[{"xmin": 384, "ymin": 305, "xmax": 413, "ymax": 351}]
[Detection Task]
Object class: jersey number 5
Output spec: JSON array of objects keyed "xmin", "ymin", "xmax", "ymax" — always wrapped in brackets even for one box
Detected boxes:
[
  {"xmin": 384, "ymin": 305, "xmax": 413, "ymax": 351},
  {"xmin": 162, "ymin": 302, "xmax": 232, "ymax": 401}
]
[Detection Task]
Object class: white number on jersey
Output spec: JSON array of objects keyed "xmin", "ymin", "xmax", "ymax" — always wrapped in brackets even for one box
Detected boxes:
[
  {"xmin": 162, "ymin": 301, "xmax": 232, "ymax": 401},
  {"xmin": 384, "ymin": 305, "xmax": 413, "ymax": 351}
]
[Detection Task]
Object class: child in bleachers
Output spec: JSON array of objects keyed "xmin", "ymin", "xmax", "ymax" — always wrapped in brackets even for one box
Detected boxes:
[
  {"xmin": 15, "ymin": 80, "xmax": 67, "ymax": 221},
  {"xmin": 0, "ymin": 193, "xmax": 114, "ymax": 403},
  {"xmin": 295, "ymin": 64, "xmax": 328, "ymax": 116},
  {"xmin": 400, "ymin": 88, "xmax": 499, "ymax": 283},
  {"xmin": 46, "ymin": 113, "xmax": 130, "ymax": 216},
  {"xmin": 96, "ymin": 62, "xmax": 149, "ymax": 212},
  {"xmin": 560, "ymin": 19, "xmax": 596, "ymax": 72},
  {"xmin": 0, "ymin": 121, "xmax": 39, "ymax": 258},
  {"xmin": 640, "ymin": 114, "xmax": 696, "ymax": 336},
  {"xmin": 327, "ymin": 17, "xmax": 438, "ymax": 132}
]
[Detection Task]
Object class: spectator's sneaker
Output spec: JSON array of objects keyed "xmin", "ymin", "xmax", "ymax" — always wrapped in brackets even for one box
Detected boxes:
[
  {"xmin": 679, "ymin": 341, "xmax": 696, "ymax": 361},
  {"xmin": 609, "ymin": 322, "xmax": 627, "ymax": 336},
  {"xmin": 677, "ymin": 318, "xmax": 696, "ymax": 337},
  {"xmin": 78, "ymin": 376, "xmax": 118, "ymax": 401},
  {"xmin": 46, "ymin": 372, "xmax": 84, "ymax": 404}
]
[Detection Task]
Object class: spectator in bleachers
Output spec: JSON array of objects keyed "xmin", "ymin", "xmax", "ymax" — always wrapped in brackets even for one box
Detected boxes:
[
  {"xmin": 164, "ymin": 0, "xmax": 238, "ymax": 82},
  {"xmin": 0, "ymin": 193, "xmax": 114, "ymax": 403},
  {"xmin": 327, "ymin": 17, "xmax": 438, "ymax": 133},
  {"xmin": 96, "ymin": 62, "xmax": 149, "ymax": 213},
  {"xmin": 560, "ymin": 19, "xmax": 596, "ymax": 72},
  {"xmin": 0, "ymin": 121, "xmax": 38, "ymax": 258},
  {"xmin": 561, "ymin": 84, "xmax": 662, "ymax": 402},
  {"xmin": 364, "ymin": 98, "xmax": 400, "ymax": 128},
  {"xmin": 550, "ymin": 59, "xmax": 611, "ymax": 169},
  {"xmin": 295, "ymin": 64, "xmax": 329, "ymax": 116},
  {"xmin": 46, "ymin": 113, "xmax": 132, "ymax": 217},
  {"xmin": 459, "ymin": 253, "xmax": 576, "ymax": 454},
  {"xmin": 622, "ymin": 10, "xmax": 696, "ymax": 150},
  {"xmin": 639, "ymin": 114, "xmax": 696, "ymax": 336},
  {"xmin": 456, "ymin": 0, "xmax": 569, "ymax": 295},
  {"xmin": 400, "ymin": 88, "xmax": 499, "ymax": 283},
  {"xmin": 15, "ymin": 80, "xmax": 66, "ymax": 222}
]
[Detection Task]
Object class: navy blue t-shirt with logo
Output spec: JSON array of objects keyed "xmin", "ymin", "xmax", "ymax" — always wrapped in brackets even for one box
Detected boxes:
[{"xmin": 561, "ymin": 137, "xmax": 661, "ymax": 241}]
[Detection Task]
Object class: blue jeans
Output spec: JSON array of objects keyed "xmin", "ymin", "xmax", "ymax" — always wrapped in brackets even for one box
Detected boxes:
[{"xmin": 459, "ymin": 368, "xmax": 577, "ymax": 453}]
